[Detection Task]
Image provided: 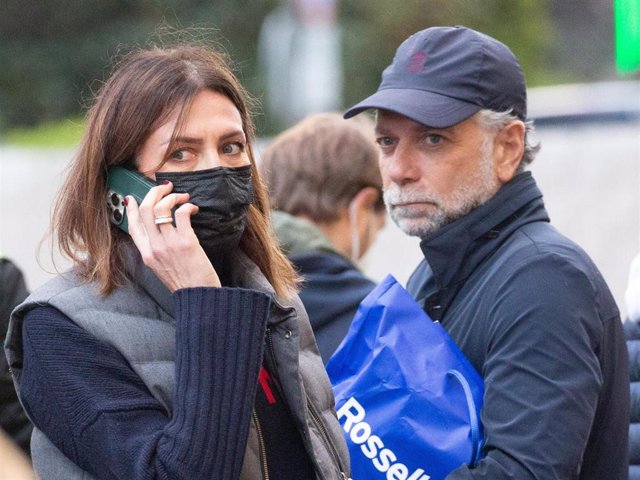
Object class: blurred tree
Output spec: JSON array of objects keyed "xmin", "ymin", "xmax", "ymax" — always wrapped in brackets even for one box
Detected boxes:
[
  {"xmin": 548, "ymin": 0, "xmax": 618, "ymax": 81},
  {"xmin": 0, "ymin": 0, "xmax": 620, "ymax": 136},
  {"xmin": 0, "ymin": 1, "xmax": 145, "ymax": 129},
  {"xmin": 339, "ymin": 0, "xmax": 555, "ymax": 112},
  {"xmin": 0, "ymin": 0, "xmax": 276, "ymax": 131}
]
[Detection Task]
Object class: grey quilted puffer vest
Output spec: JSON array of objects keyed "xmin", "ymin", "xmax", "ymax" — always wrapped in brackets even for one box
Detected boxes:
[{"xmin": 5, "ymin": 250, "xmax": 350, "ymax": 479}]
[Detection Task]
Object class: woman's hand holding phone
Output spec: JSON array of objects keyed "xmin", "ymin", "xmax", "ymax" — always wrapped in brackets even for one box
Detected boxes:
[{"xmin": 125, "ymin": 181, "xmax": 221, "ymax": 292}]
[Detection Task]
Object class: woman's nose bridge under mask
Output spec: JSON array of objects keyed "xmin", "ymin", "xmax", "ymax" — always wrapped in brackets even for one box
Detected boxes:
[{"xmin": 154, "ymin": 165, "xmax": 254, "ymax": 251}]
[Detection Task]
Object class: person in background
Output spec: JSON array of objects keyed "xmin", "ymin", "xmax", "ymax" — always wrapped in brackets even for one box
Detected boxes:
[
  {"xmin": 344, "ymin": 25, "xmax": 628, "ymax": 479},
  {"xmin": 5, "ymin": 43, "xmax": 350, "ymax": 479},
  {"xmin": 0, "ymin": 255, "xmax": 32, "ymax": 455},
  {"xmin": 624, "ymin": 252, "xmax": 640, "ymax": 479},
  {"xmin": 259, "ymin": 112, "xmax": 386, "ymax": 363}
]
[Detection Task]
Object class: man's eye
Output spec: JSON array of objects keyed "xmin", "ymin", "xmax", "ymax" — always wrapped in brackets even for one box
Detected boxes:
[
  {"xmin": 222, "ymin": 142, "xmax": 244, "ymax": 154},
  {"xmin": 376, "ymin": 137, "xmax": 394, "ymax": 147},
  {"xmin": 426, "ymin": 134, "xmax": 442, "ymax": 145}
]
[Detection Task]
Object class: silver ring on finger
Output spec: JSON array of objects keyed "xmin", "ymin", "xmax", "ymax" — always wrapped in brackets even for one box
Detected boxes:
[{"xmin": 154, "ymin": 215, "xmax": 173, "ymax": 225}]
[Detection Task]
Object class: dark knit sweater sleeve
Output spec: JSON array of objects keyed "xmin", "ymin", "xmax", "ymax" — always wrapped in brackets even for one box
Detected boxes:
[{"xmin": 19, "ymin": 287, "xmax": 271, "ymax": 480}]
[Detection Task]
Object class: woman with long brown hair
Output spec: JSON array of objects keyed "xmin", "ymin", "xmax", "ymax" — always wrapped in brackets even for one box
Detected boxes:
[{"xmin": 5, "ymin": 43, "xmax": 350, "ymax": 479}]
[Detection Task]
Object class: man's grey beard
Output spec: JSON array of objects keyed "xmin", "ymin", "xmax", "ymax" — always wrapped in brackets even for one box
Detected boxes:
[{"xmin": 383, "ymin": 136, "xmax": 500, "ymax": 238}]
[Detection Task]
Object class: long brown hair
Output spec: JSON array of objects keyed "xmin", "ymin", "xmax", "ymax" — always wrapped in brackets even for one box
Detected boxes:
[{"xmin": 53, "ymin": 44, "xmax": 299, "ymax": 298}]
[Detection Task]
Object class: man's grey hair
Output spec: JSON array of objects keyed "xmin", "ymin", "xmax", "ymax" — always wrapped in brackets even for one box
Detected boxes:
[{"xmin": 476, "ymin": 109, "xmax": 540, "ymax": 171}]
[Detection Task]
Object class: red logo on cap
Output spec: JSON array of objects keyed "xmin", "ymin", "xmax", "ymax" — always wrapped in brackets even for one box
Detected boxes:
[{"xmin": 407, "ymin": 52, "xmax": 427, "ymax": 73}]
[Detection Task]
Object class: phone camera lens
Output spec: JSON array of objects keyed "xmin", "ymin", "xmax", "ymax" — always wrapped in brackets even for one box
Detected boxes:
[
  {"xmin": 112, "ymin": 210, "xmax": 123, "ymax": 223},
  {"xmin": 110, "ymin": 193, "xmax": 120, "ymax": 206}
]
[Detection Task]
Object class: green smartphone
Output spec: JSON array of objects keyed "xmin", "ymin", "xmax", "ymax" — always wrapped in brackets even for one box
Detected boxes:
[{"xmin": 106, "ymin": 167, "xmax": 155, "ymax": 233}]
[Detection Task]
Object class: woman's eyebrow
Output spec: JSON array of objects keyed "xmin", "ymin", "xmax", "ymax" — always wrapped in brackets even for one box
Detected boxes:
[
  {"xmin": 161, "ymin": 130, "xmax": 245, "ymax": 146},
  {"xmin": 160, "ymin": 136, "xmax": 202, "ymax": 147},
  {"xmin": 219, "ymin": 129, "xmax": 246, "ymax": 142},
  {"xmin": 174, "ymin": 136, "xmax": 203, "ymax": 145}
]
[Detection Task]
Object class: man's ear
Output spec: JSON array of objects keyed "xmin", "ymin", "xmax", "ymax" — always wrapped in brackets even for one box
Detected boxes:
[{"xmin": 493, "ymin": 121, "xmax": 525, "ymax": 183}]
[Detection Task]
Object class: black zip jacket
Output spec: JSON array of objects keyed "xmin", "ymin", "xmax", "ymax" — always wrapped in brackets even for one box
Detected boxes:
[
  {"xmin": 0, "ymin": 257, "xmax": 31, "ymax": 455},
  {"xmin": 624, "ymin": 318, "xmax": 640, "ymax": 480},
  {"xmin": 271, "ymin": 211, "xmax": 376, "ymax": 364},
  {"xmin": 407, "ymin": 172, "xmax": 629, "ymax": 479}
]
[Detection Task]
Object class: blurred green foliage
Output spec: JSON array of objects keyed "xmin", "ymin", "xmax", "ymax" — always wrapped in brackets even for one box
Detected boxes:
[
  {"xmin": 0, "ymin": 0, "xmax": 614, "ymax": 140},
  {"xmin": 0, "ymin": 0, "xmax": 277, "ymax": 134},
  {"xmin": 4, "ymin": 117, "xmax": 85, "ymax": 147},
  {"xmin": 339, "ymin": 0, "xmax": 555, "ymax": 113}
]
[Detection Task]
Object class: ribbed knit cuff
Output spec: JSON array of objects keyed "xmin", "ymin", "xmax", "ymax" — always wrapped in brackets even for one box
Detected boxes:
[{"xmin": 162, "ymin": 287, "xmax": 271, "ymax": 477}]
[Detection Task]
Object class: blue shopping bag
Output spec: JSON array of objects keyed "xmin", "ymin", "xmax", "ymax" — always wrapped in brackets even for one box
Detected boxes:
[{"xmin": 327, "ymin": 274, "xmax": 484, "ymax": 480}]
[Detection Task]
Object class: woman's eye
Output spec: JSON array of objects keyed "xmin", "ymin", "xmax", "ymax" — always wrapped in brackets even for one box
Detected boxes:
[
  {"xmin": 222, "ymin": 142, "xmax": 244, "ymax": 155},
  {"xmin": 169, "ymin": 148, "xmax": 190, "ymax": 161}
]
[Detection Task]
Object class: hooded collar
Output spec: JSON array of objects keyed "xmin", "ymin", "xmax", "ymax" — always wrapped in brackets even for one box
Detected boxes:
[
  {"xmin": 417, "ymin": 172, "xmax": 549, "ymax": 319},
  {"xmin": 270, "ymin": 210, "xmax": 341, "ymax": 257},
  {"xmin": 122, "ymin": 245, "xmax": 174, "ymax": 318}
]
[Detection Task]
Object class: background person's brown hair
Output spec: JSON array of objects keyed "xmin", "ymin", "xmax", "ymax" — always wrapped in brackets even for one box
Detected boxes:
[
  {"xmin": 259, "ymin": 112, "xmax": 383, "ymax": 223},
  {"xmin": 53, "ymin": 43, "xmax": 299, "ymax": 298}
]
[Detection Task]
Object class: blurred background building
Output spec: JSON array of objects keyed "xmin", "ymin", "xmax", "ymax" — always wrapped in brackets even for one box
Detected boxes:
[{"xmin": 1, "ymin": 0, "xmax": 639, "ymax": 316}]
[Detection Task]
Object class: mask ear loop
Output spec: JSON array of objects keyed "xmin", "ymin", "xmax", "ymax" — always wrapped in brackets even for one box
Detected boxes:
[
  {"xmin": 366, "ymin": 208, "xmax": 379, "ymax": 250},
  {"xmin": 349, "ymin": 200, "xmax": 360, "ymax": 263}
]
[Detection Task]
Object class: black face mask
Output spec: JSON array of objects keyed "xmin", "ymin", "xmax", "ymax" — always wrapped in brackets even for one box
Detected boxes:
[{"xmin": 155, "ymin": 165, "xmax": 254, "ymax": 262}]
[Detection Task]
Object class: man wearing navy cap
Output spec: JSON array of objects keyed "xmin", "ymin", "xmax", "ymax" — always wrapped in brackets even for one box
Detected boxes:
[{"xmin": 345, "ymin": 26, "xmax": 629, "ymax": 479}]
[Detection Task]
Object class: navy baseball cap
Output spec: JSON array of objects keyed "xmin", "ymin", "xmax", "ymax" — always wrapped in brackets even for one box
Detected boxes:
[{"xmin": 344, "ymin": 26, "xmax": 527, "ymax": 128}]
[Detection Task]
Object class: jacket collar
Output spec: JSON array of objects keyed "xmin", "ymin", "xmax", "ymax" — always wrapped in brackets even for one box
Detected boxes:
[
  {"xmin": 125, "ymin": 242, "xmax": 296, "ymax": 327},
  {"xmin": 418, "ymin": 172, "xmax": 549, "ymax": 318},
  {"xmin": 271, "ymin": 210, "xmax": 341, "ymax": 257}
]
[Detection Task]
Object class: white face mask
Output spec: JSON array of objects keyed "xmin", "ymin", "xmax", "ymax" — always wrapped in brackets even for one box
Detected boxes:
[
  {"xmin": 349, "ymin": 202, "xmax": 380, "ymax": 264},
  {"xmin": 349, "ymin": 201, "xmax": 361, "ymax": 263}
]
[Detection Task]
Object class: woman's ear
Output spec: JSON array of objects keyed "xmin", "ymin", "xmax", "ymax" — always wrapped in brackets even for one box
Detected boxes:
[{"xmin": 493, "ymin": 121, "xmax": 525, "ymax": 183}]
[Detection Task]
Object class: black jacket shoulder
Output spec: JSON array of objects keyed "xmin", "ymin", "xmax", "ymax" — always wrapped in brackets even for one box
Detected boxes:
[{"xmin": 0, "ymin": 257, "xmax": 32, "ymax": 454}]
